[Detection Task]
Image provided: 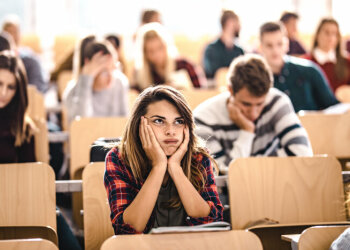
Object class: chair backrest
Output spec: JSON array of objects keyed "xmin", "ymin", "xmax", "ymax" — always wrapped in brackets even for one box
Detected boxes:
[
  {"xmin": 0, "ymin": 163, "xmax": 56, "ymax": 231},
  {"xmin": 57, "ymin": 70, "xmax": 73, "ymax": 100},
  {"xmin": 228, "ymin": 156, "xmax": 345, "ymax": 230},
  {"xmin": 298, "ymin": 225, "xmax": 349, "ymax": 250},
  {"xmin": 101, "ymin": 230, "xmax": 263, "ymax": 250},
  {"xmin": 180, "ymin": 88, "xmax": 221, "ymax": 110},
  {"xmin": 299, "ymin": 113, "xmax": 350, "ymax": 158},
  {"xmin": 27, "ymin": 85, "xmax": 46, "ymax": 121},
  {"xmin": 69, "ymin": 117, "xmax": 128, "ymax": 179},
  {"xmin": 214, "ymin": 67, "xmax": 229, "ymax": 90},
  {"xmin": 0, "ymin": 239, "xmax": 58, "ymax": 250},
  {"xmin": 335, "ymin": 85, "xmax": 350, "ymax": 103},
  {"xmin": 128, "ymin": 89, "xmax": 139, "ymax": 113},
  {"xmin": 33, "ymin": 118, "xmax": 49, "ymax": 164},
  {"xmin": 83, "ymin": 162, "xmax": 114, "ymax": 250}
]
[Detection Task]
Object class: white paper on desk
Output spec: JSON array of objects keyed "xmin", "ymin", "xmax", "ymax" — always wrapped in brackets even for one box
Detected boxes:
[
  {"xmin": 322, "ymin": 103, "xmax": 350, "ymax": 114},
  {"xmin": 149, "ymin": 221, "xmax": 231, "ymax": 234}
]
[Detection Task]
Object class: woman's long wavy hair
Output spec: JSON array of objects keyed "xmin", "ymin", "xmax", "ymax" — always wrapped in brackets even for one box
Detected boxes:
[
  {"xmin": 118, "ymin": 86, "xmax": 217, "ymax": 208},
  {"xmin": 0, "ymin": 51, "xmax": 30, "ymax": 146},
  {"xmin": 134, "ymin": 23, "xmax": 178, "ymax": 91},
  {"xmin": 312, "ymin": 18, "xmax": 349, "ymax": 82}
]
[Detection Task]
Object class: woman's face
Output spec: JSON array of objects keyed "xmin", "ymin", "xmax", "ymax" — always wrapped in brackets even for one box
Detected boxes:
[
  {"xmin": 144, "ymin": 100, "xmax": 185, "ymax": 156},
  {"xmin": 144, "ymin": 37, "xmax": 167, "ymax": 67},
  {"xmin": 317, "ymin": 22, "xmax": 339, "ymax": 52},
  {"xmin": 0, "ymin": 69, "xmax": 16, "ymax": 108}
]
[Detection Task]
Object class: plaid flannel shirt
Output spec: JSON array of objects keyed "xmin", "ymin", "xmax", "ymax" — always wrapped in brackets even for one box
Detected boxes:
[{"xmin": 104, "ymin": 147, "xmax": 223, "ymax": 235}]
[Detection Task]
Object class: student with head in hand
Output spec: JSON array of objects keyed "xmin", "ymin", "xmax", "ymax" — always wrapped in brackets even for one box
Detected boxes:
[
  {"xmin": 63, "ymin": 37, "xmax": 129, "ymax": 124},
  {"xmin": 104, "ymin": 86, "xmax": 223, "ymax": 234},
  {"xmin": 0, "ymin": 50, "xmax": 36, "ymax": 163},
  {"xmin": 193, "ymin": 54, "xmax": 313, "ymax": 174},
  {"xmin": 133, "ymin": 23, "xmax": 206, "ymax": 91},
  {"xmin": 305, "ymin": 18, "xmax": 350, "ymax": 93}
]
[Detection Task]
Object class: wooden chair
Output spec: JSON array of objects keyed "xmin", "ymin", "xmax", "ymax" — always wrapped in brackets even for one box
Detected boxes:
[
  {"xmin": 180, "ymin": 88, "xmax": 221, "ymax": 110},
  {"xmin": 70, "ymin": 117, "xmax": 128, "ymax": 228},
  {"xmin": 101, "ymin": 230, "xmax": 263, "ymax": 250},
  {"xmin": 228, "ymin": 156, "xmax": 347, "ymax": 250},
  {"xmin": 33, "ymin": 118, "xmax": 50, "ymax": 164},
  {"xmin": 83, "ymin": 162, "xmax": 114, "ymax": 250},
  {"xmin": 21, "ymin": 33, "xmax": 42, "ymax": 54},
  {"xmin": 69, "ymin": 116, "xmax": 128, "ymax": 180},
  {"xmin": 299, "ymin": 113, "xmax": 350, "ymax": 159},
  {"xmin": 0, "ymin": 239, "xmax": 58, "ymax": 250},
  {"xmin": 0, "ymin": 163, "xmax": 57, "ymax": 245},
  {"xmin": 27, "ymin": 85, "xmax": 46, "ymax": 121},
  {"xmin": 128, "ymin": 89, "xmax": 139, "ymax": 113},
  {"xmin": 298, "ymin": 225, "xmax": 349, "ymax": 250},
  {"xmin": 214, "ymin": 67, "xmax": 229, "ymax": 90},
  {"xmin": 335, "ymin": 85, "xmax": 350, "ymax": 103},
  {"xmin": 57, "ymin": 70, "xmax": 73, "ymax": 101},
  {"xmin": 53, "ymin": 34, "xmax": 77, "ymax": 67}
]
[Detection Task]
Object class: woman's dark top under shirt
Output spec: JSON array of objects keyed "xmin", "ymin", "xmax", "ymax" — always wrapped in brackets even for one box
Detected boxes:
[
  {"xmin": 0, "ymin": 108, "xmax": 36, "ymax": 163},
  {"xmin": 153, "ymin": 179, "xmax": 186, "ymax": 228}
]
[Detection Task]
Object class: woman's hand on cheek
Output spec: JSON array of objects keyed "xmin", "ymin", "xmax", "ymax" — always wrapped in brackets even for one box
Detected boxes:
[
  {"xmin": 168, "ymin": 126, "xmax": 189, "ymax": 175},
  {"xmin": 139, "ymin": 116, "xmax": 167, "ymax": 170}
]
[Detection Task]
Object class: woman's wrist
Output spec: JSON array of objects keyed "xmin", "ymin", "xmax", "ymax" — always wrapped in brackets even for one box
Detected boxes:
[{"xmin": 168, "ymin": 163, "xmax": 183, "ymax": 178}]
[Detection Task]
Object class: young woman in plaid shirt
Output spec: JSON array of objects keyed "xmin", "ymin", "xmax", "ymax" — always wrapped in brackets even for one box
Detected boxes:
[{"xmin": 104, "ymin": 86, "xmax": 223, "ymax": 234}]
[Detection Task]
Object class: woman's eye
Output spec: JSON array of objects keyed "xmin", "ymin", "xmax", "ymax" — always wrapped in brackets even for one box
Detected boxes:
[
  {"xmin": 175, "ymin": 119, "xmax": 185, "ymax": 125},
  {"xmin": 153, "ymin": 119, "xmax": 164, "ymax": 124},
  {"xmin": 8, "ymin": 85, "xmax": 16, "ymax": 90}
]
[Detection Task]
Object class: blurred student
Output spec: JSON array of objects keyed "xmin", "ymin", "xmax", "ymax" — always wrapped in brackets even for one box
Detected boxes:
[
  {"xmin": 203, "ymin": 10, "xmax": 244, "ymax": 79},
  {"xmin": 63, "ymin": 38, "xmax": 128, "ymax": 123},
  {"xmin": 305, "ymin": 18, "xmax": 350, "ymax": 92},
  {"xmin": 280, "ymin": 11, "xmax": 307, "ymax": 56},
  {"xmin": 133, "ymin": 23, "xmax": 205, "ymax": 91},
  {"xmin": 104, "ymin": 86, "xmax": 223, "ymax": 234},
  {"xmin": 259, "ymin": 22, "xmax": 338, "ymax": 112},
  {"xmin": 194, "ymin": 54, "xmax": 312, "ymax": 174},
  {"xmin": 0, "ymin": 51, "xmax": 35, "ymax": 163},
  {"xmin": 2, "ymin": 14, "xmax": 48, "ymax": 92}
]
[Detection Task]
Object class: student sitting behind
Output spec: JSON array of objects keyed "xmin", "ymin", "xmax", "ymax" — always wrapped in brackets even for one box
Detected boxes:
[
  {"xmin": 133, "ymin": 23, "xmax": 206, "ymax": 91},
  {"xmin": 63, "ymin": 38, "xmax": 129, "ymax": 123},
  {"xmin": 259, "ymin": 21, "xmax": 339, "ymax": 112},
  {"xmin": 203, "ymin": 10, "xmax": 244, "ymax": 79},
  {"xmin": 0, "ymin": 51, "xmax": 36, "ymax": 163},
  {"xmin": 193, "ymin": 54, "xmax": 313, "ymax": 174},
  {"xmin": 104, "ymin": 86, "xmax": 223, "ymax": 234},
  {"xmin": 305, "ymin": 18, "xmax": 350, "ymax": 93}
]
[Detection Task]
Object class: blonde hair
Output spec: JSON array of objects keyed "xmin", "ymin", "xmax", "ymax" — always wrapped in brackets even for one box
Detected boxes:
[
  {"xmin": 134, "ymin": 23, "xmax": 178, "ymax": 90},
  {"xmin": 117, "ymin": 86, "xmax": 217, "ymax": 207}
]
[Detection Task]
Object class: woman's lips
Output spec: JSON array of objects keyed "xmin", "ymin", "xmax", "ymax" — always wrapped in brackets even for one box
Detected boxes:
[{"xmin": 164, "ymin": 139, "xmax": 179, "ymax": 144}]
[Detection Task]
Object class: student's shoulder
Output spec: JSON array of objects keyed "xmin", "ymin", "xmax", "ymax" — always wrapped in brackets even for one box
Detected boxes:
[
  {"xmin": 286, "ymin": 55, "xmax": 322, "ymax": 74},
  {"xmin": 193, "ymin": 92, "xmax": 230, "ymax": 120},
  {"xmin": 267, "ymin": 88, "xmax": 293, "ymax": 107},
  {"xmin": 105, "ymin": 146, "xmax": 125, "ymax": 171}
]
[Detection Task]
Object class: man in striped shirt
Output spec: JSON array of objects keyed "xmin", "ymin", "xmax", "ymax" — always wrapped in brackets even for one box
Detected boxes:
[{"xmin": 193, "ymin": 54, "xmax": 313, "ymax": 174}]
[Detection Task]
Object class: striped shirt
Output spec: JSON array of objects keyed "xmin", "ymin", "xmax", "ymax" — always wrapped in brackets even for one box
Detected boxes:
[{"xmin": 193, "ymin": 88, "xmax": 313, "ymax": 174}]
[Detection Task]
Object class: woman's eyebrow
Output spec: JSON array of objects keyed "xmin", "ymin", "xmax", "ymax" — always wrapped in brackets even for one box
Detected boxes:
[{"xmin": 150, "ymin": 115, "xmax": 166, "ymax": 119}]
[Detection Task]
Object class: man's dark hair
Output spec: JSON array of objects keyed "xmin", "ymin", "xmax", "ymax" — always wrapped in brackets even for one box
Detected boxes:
[
  {"xmin": 220, "ymin": 10, "xmax": 238, "ymax": 29},
  {"xmin": 228, "ymin": 54, "xmax": 272, "ymax": 97},
  {"xmin": 259, "ymin": 22, "xmax": 284, "ymax": 39},
  {"xmin": 280, "ymin": 12, "xmax": 299, "ymax": 23}
]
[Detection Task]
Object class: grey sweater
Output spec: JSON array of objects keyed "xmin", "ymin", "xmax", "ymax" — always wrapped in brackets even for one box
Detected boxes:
[{"xmin": 63, "ymin": 71, "xmax": 129, "ymax": 123}]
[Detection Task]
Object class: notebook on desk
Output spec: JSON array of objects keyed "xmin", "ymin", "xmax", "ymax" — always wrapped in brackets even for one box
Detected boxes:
[{"xmin": 149, "ymin": 221, "xmax": 231, "ymax": 234}]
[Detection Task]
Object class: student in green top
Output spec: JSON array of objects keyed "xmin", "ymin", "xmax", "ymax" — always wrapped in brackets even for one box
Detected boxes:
[{"xmin": 259, "ymin": 21, "xmax": 339, "ymax": 112}]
